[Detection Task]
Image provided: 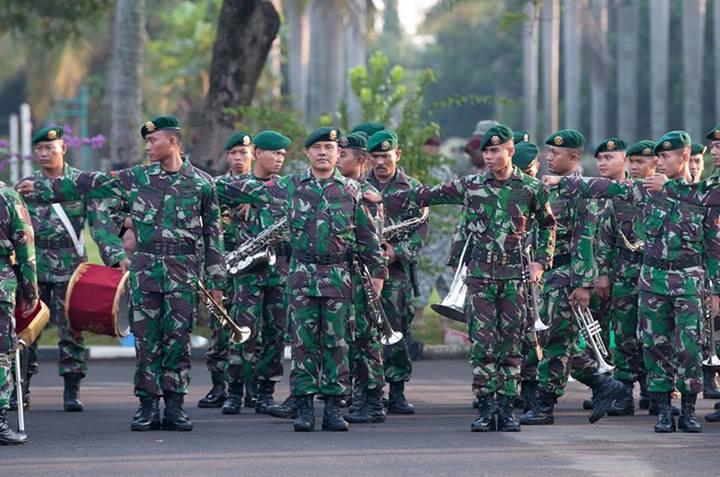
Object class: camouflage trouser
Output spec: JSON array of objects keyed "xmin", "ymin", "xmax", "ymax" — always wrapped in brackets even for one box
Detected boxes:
[
  {"xmin": 537, "ymin": 286, "xmax": 599, "ymax": 397},
  {"xmin": 348, "ymin": 286, "xmax": 385, "ymax": 391},
  {"xmin": 227, "ymin": 282, "xmax": 287, "ymax": 384},
  {"xmin": 204, "ymin": 283, "xmax": 232, "ymax": 377},
  {"xmin": 520, "ymin": 333, "xmax": 540, "ymax": 381},
  {"xmin": 639, "ymin": 290, "xmax": 703, "ymax": 394},
  {"xmin": 27, "ymin": 281, "xmax": 87, "ymax": 378},
  {"xmin": 589, "ymin": 292, "xmax": 611, "ymax": 346},
  {"xmin": 702, "ymin": 315, "xmax": 720, "ymax": 361},
  {"xmin": 289, "ymin": 294, "xmax": 350, "ymax": 396},
  {"xmin": 466, "ymin": 279, "xmax": 524, "ymax": 397},
  {"xmin": 131, "ymin": 288, "xmax": 196, "ymax": 398},
  {"xmin": 381, "ymin": 280, "xmax": 413, "ymax": 383},
  {"xmin": 0, "ymin": 297, "xmax": 15, "ymax": 410},
  {"xmin": 611, "ymin": 280, "xmax": 644, "ymax": 383}
]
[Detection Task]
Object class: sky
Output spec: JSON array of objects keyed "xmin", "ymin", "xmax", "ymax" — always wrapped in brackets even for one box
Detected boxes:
[{"xmin": 397, "ymin": 0, "xmax": 438, "ymax": 36}]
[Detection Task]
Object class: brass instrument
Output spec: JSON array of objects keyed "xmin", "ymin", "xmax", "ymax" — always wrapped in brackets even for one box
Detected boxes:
[
  {"xmin": 703, "ymin": 304, "xmax": 720, "ymax": 367},
  {"xmin": 353, "ymin": 256, "xmax": 403, "ymax": 346},
  {"xmin": 226, "ymin": 217, "xmax": 289, "ymax": 276},
  {"xmin": 571, "ymin": 305, "xmax": 615, "ymax": 375},
  {"xmin": 431, "ymin": 238, "xmax": 468, "ymax": 323},
  {"xmin": 518, "ymin": 242, "xmax": 549, "ymax": 332},
  {"xmin": 382, "ymin": 208, "xmax": 430, "ymax": 241},
  {"xmin": 197, "ymin": 282, "xmax": 251, "ymax": 344}
]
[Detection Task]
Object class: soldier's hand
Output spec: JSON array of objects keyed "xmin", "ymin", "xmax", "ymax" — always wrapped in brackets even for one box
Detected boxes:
[
  {"xmin": 382, "ymin": 242, "xmax": 397, "ymax": 264},
  {"xmin": 210, "ymin": 289, "xmax": 224, "ymax": 304},
  {"xmin": 371, "ymin": 278, "xmax": 384, "ymax": 296},
  {"xmin": 529, "ymin": 261, "xmax": 544, "ymax": 283},
  {"xmin": 15, "ymin": 180, "xmax": 34, "ymax": 194},
  {"xmin": 569, "ymin": 287, "xmax": 591, "ymax": 310},
  {"xmin": 118, "ymin": 258, "xmax": 131, "ymax": 273},
  {"xmin": 22, "ymin": 298, "xmax": 38, "ymax": 318},
  {"xmin": 238, "ymin": 203, "xmax": 252, "ymax": 221},
  {"xmin": 595, "ymin": 275, "xmax": 610, "ymax": 301},
  {"xmin": 712, "ymin": 295, "xmax": 720, "ymax": 319},
  {"xmin": 642, "ymin": 174, "xmax": 669, "ymax": 193},
  {"xmin": 123, "ymin": 216, "xmax": 134, "ymax": 229},
  {"xmin": 542, "ymin": 175, "xmax": 562, "ymax": 188}
]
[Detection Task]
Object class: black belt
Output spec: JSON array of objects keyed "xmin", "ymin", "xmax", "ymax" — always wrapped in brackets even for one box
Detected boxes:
[
  {"xmin": 294, "ymin": 251, "xmax": 350, "ymax": 265},
  {"xmin": 617, "ymin": 248, "xmax": 642, "ymax": 264},
  {"xmin": 137, "ymin": 242, "xmax": 196, "ymax": 256},
  {"xmin": 36, "ymin": 237, "xmax": 74, "ymax": 249},
  {"xmin": 473, "ymin": 248, "xmax": 522, "ymax": 266},
  {"xmin": 643, "ymin": 255, "xmax": 702, "ymax": 271},
  {"xmin": 551, "ymin": 253, "xmax": 571, "ymax": 269}
]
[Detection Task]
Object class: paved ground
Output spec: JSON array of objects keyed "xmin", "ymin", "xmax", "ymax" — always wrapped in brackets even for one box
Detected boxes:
[{"xmin": 4, "ymin": 359, "xmax": 720, "ymax": 477}]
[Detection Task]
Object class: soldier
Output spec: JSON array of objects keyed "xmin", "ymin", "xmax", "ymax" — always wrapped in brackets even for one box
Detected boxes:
[
  {"xmin": 548, "ymin": 130, "xmax": 720, "ymax": 433},
  {"xmin": 513, "ymin": 131, "xmax": 530, "ymax": 145},
  {"xmin": 18, "ymin": 126, "xmax": 128, "ymax": 413},
  {"xmin": 0, "ymin": 182, "xmax": 38, "ymax": 445},
  {"xmin": 198, "ymin": 131, "xmax": 254, "ymax": 410},
  {"xmin": 215, "ymin": 127, "xmax": 387, "ymax": 432},
  {"xmin": 689, "ymin": 144, "xmax": 707, "ymax": 183},
  {"xmin": 367, "ymin": 130, "xmax": 429, "ymax": 415},
  {"xmin": 336, "ymin": 132, "xmax": 387, "ymax": 424},
  {"xmin": 221, "ymin": 130, "xmax": 291, "ymax": 415},
  {"xmin": 18, "ymin": 116, "xmax": 226, "ymax": 432},
  {"xmin": 520, "ymin": 129, "xmax": 625, "ymax": 427},
  {"xmin": 383, "ymin": 125, "xmax": 555, "ymax": 431}
]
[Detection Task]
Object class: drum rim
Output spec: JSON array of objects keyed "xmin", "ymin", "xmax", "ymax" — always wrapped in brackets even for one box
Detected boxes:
[
  {"xmin": 111, "ymin": 271, "xmax": 131, "ymax": 337},
  {"xmin": 16, "ymin": 300, "xmax": 50, "ymax": 346}
]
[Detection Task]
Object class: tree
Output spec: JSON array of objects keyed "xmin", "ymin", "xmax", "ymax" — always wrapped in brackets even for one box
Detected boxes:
[
  {"xmin": 522, "ymin": 1, "xmax": 539, "ymax": 140},
  {"xmin": 562, "ymin": 0, "xmax": 583, "ymax": 128},
  {"xmin": 110, "ymin": 0, "xmax": 145, "ymax": 168},
  {"xmin": 541, "ymin": 0, "xmax": 559, "ymax": 139},
  {"xmin": 650, "ymin": 0, "xmax": 670, "ymax": 138},
  {"xmin": 587, "ymin": 0, "xmax": 609, "ymax": 145},
  {"xmin": 616, "ymin": 0, "xmax": 638, "ymax": 139},
  {"xmin": 192, "ymin": 0, "xmax": 280, "ymax": 167},
  {"xmin": 682, "ymin": 0, "xmax": 707, "ymax": 141}
]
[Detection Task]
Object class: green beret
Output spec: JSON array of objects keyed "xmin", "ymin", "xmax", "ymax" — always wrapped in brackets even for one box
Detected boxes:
[
  {"xmin": 480, "ymin": 124, "xmax": 513, "ymax": 150},
  {"xmin": 594, "ymin": 137, "xmax": 627, "ymax": 157},
  {"xmin": 141, "ymin": 115, "xmax": 181, "ymax": 139},
  {"xmin": 706, "ymin": 125, "xmax": 720, "ymax": 141},
  {"xmin": 545, "ymin": 128, "xmax": 585, "ymax": 149},
  {"xmin": 224, "ymin": 131, "xmax": 253, "ymax": 151},
  {"xmin": 368, "ymin": 130, "xmax": 399, "ymax": 153},
  {"xmin": 626, "ymin": 140, "xmax": 656, "ymax": 157},
  {"xmin": 304, "ymin": 127, "xmax": 343, "ymax": 148},
  {"xmin": 691, "ymin": 143, "xmax": 707, "ymax": 156},
  {"xmin": 513, "ymin": 130, "xmax": 530, "ymax": 144},
  {"xmin": 653, "ymin": 130, "xmax": 692, "ymax": 155},
  {"xmin": 339, "ymin": 132, "xmax": 367, "ymax": 151},
  {"xmin": 513, "ymin": 142, "xmax": 539, "ymax": 169},
  {"xmin": 32, "ymin": 126, "xmax": 64, "ymax": 145},
  {"xmin": 351, "ymin": 122, "xmax": 385, "ymax": 137},
  {"xmin": 253, "ymin": 130, "xmax": 291, "ymax": 151}
]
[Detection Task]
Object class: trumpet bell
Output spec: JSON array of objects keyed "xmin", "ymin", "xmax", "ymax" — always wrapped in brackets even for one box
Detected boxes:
[
  {"xmin": 430, "ymin": 303, "xmax": 466, "ymax": 323},
  {"xmin": 381, "ymin": 331, "xmax": 404, "ymax": 346},
  {"xmin": 703, "ymin": 356, "xmax": 720, "ymax": 367},
  {"xmin": 231, "ymin": 326, "xmax": 252, "ymax": 344},
  {"xmin": 595, "ymin": 360, "xmax": 615, "ymax": 375},
  {"xmin": 529, "ymin": 320, "xmax": 549, "ymax": 332}
]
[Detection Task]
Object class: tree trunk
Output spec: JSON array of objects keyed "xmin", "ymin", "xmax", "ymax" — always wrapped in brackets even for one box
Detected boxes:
[
  {"xmin": 715, "ymin": 0, "xmax": 720, "ymax": 123},
  {"xmin": 682, "ymin": 0, "xmax": 707, "ymax": 141},
  {"xmin": 650, "ymin": 0, "xmax": 670, "ymax": 138},
  {"xmin": 616, "ymin": 0, "xmax": 638, "ymax": 141},
  {"xmin": 522, "ymin": 0, "xmax": 539, "ymax": 140},
  {"xmin": 284, "ymin": 0, "xmax": 310, "ymax": 118},
  {"xmin": 344, "ymin": 0, "xmax": 367, "ymax": 124},
  {"xmin": 541, "ymin": 0, "xmax": 560, "ymax": 139},
  {"xmin": 588, "ymin": 0, "xmax": 609, "ymax": 146},
  {"xmin": 307, "ymin": 0, "xmax": 345, "ymax": 124},
  {"xmin": 110, "ymin": 0, "xmax": 145, "ymax": 168},
  {"xmin": 193, "ymin": 0, "xmax": 280, "ymax": 168},
  {"xmin": 562, "ymin": 0, "xmax": 583, "ymax": 128}
]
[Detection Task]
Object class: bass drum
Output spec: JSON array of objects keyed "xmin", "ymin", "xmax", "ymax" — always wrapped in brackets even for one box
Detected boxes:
[{"xmin": 15, "ymin": 299, "xmax": 51, "ymax": 346}]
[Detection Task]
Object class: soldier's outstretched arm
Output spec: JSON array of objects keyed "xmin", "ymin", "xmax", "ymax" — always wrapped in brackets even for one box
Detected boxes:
[
  {"xmin": 559, "ymin": 176, "xmax": 635, "ymax": 201},
  {"xmin": 201, "ymin": 183, "xmax": 226, "ymax": 292},
  {"xmin": 5, "ymin": 191, "xmax": 39, "ymax": 305},
  {"xmin": 383, "ymin": 178, "xmax": 465, "ymax": 216},
  {"xmin": 21, "ymin": 169, "xmax": 129, "ymax": 203},
  {"xmin": 215, "ymin": 174, "xmax": 288, "ymax": 207}
]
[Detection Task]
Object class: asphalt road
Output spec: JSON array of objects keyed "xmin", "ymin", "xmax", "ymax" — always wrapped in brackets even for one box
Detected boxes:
[{"xmin": 4, "ymin": 359, "xmax": 719, "ymax": 477}]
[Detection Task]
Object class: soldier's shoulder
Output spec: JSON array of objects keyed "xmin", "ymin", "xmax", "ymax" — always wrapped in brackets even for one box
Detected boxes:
[
  {"xmin": 341, "ymin": 177, "xmax": 363, "ymax": 200},
  {"xmin": 191, "ymin": 165, "xmax": 215, "ymax": 182}
]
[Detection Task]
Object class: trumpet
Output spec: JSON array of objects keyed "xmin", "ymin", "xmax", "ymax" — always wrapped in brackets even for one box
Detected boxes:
[
  {"xmin": 518, "ymin": 242, "xmax": 549, "ymax": 332},
  {"xmin": 353, "ymin": 256, "xmax": 403, "ymax": 346},
  {"xmin": 197, "ymin": 282, "xmax": 251, "ymax": 344},
  {"xmin": 571, "ymin": 304, "xmax": 615, "ymax": 375},
  {"xmin": 430, "ymin": 238, "xmax": 468, "ymax": 323}
]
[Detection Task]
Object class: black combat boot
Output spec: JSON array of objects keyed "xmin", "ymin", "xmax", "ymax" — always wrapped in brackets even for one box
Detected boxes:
[
  {"xmin": 162, "ymin": 392, "xmax": 193, "ymax": 431},
  {"xmin": 496, "ymin": 395, "xmax": 520, "ymax": 432},
  {"xmin": 387, "ymin": 381, "xmax": 415, "ymax": 415},
  {"xmin": 131, "ymin": 397, "xmax": 161, "ymax": 431},
  {"xmin": 577, "ymin": 373, "xmax": 625, "ymax": 423},
  {"xmin": 63, "ymin": 372, "xmax": 84, "ymax": 412},
  {"xmin": 678, "ymin": 393, "xmax": 702, "ymax": 433},
  {"xmin": 638, "ymin": 373, "xmax": 650, "ymax": 410},
  {"xmin": 347, "ymin": 386, "xmax": 366, "ymax": 415},
  {"xmin": 221, "ymin": 381, "xmax": 243, "ymax": 415},
  {"xmin": 652, "ymin": 392, "xmax": 676, "ymax": 433},
  {"xmin": 648, "ymin": 397, "xmax": 680, "ymax": 416},
  {"xmin": 255, "ymin": 380, "xmax": 276, "ymax": 414},
  {"xmin": 470, "ymin": 395, "xmax": 496, "ymax": 432},
  {"xmin": 607, "ymin": 380, "xmax": 635, "ymax": 416},
  {"xmin": 520, "ymin": 380, "xmax": 538, "ymax": 413},
  {"xmin": 197, "ymin": 372, "xmax": 227, "ymax": 408},
  {"xmin": 293, "ymin": 395, "xmax": 315, "ymax": 432},
  {"xmin": 0, "ymin": 410, "xmax": 28, "ymax": 445},
  {"xmin": 346, "ymin": 387, "xmax": 386, "ymax": 424},
  {"xmin": 322, "ymin": 395, "xmax": 349, "ymax": 431},
  {"xmin": 244, "ymin": 379, "xmax": 257, "ymax": 408},
  {"xmin": 705, "ymin": 402, "xmax": 720, "ymax": 422},
  {"xmin": 520, "ymin": 390, "xmax": 556, "ymax": 425},
  {"xmin": 268, "ymin": 395, "xmax": 298, "ymax": 419},
  {"xmin": 703, "ymin": 366, "xmax": 720, "ymax": 399}
]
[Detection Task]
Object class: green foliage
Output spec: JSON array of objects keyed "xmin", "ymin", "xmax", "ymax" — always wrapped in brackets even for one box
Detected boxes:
[{"xmin": 0, "ymin": 0, "xmax": 113, "ymax": 42}]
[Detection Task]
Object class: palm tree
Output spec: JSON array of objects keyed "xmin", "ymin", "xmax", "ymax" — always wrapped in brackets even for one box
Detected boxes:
[{"xmin": 650, "ymin": 0, "xmax": 670, "ymax": 138}]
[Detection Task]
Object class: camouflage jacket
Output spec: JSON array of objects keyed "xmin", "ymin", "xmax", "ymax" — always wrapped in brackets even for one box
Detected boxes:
[
  {"xmin": 563, "ymin": 176, "xmax": 720, "ymax": 296},
  {"xmin": 20, "ymin": 164, "xmax": 127, "ymax": 283},
  {"xmin": 30, "ymin": 158, "xmax": 225, "ymax": 293},
  {"xmin": 367, "ymin": 168, "xmax": 429, "ymax": 283},
  {"xmin": 0, "ymin": 183, "xmax": 38, "ymax": 304},
  {"xmin": 216, "ymin": 167, "xmax": 387, "ymax": 298},
  {"xmin": 384, "ymin": 166, "xmax": 555, "ymax": 281},
  {"xmin": 216, "ymin": 172, "xmax": 254, "ymax": 251},
  {"xmin": 596, "ymin": 192, "xmax": 644, "ymax": 283}
]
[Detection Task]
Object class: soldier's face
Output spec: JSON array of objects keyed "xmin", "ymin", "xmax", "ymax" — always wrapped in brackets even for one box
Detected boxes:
[
  {"xmin": 145, "ymin": 131, "xmax": 178, "ymax": 162},
  {"xmin": 522, "ymin": 161, "xmax": 539, "ymax": 178},
  {"xmin": 628, "ymin": 155, "xmax": 657, "ymax": 179},
  {"xmin": 34, "ymin": 139, "xmax": 66, "ymax": 170},
  {"xmin": 545, "ymin": 146, "xmax": 577, "ymax": 175},
  {"xmin": 656, "ymin": 148, "xmax": 689, "ymax": 179},
  {"xmin": 710, "ymin": 141, "xmax": 720, "ymax": 167},
  {"xmin": 371, "ymin": 149, "xmax": 401, "ymax": 181},
  {"xmin": 482, "ymin": 142, "xmax": 513, "ymax": 173},
  {"xmin": 337, "ymin": 148, "xmax": 364, "ymax": 178},
  {"xmin": 306, "ymin": 141, "xmax": 338, "ymax": 173},
  {"xmin": 227, "ymin": 145, "xmax": 253, "ymax": 174},
  {"xmin": 688, "ymin": 154, "xmax": 704, "ymax": 182},
  {"xmin": 595, "ymin": 151, "xmax": 626, "ymax": 179},
  {"xmin": 255, "ymin": 148, "xmax": 285, "ymax": 176}
]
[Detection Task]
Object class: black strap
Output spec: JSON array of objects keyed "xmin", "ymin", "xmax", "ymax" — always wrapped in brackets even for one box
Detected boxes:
[
  {"xmin": 643, "ymin": 254, "xmax": 702, "ymax": 270},
  {"xmin": 294, "ymin": 251, "xmax": 350, "ymax": 265},
  {"xmin": 137, "ymin": 241, "xmax": 195, "ymax": 256}
]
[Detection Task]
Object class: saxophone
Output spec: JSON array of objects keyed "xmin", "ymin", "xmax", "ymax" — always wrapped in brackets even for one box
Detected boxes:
[
  {"xmin": 225, "ymin": 216, "xmax": 289, "ymax": 276},
  {"xmin": 197, "ymin": 281, "xmax": 251, "ymax": 344},
  {"xmin": 382, "ymin": 207, "xmax": 430, "ymax": 241}
]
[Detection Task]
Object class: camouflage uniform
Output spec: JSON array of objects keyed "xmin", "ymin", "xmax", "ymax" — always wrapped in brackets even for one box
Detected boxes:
[
  {"xmin": 215, "ymin": 168, "xmax": 387, "ymax": 398},
  {"xmin": 368, "ymin": 168, "xmax": 429, "ymax": 385},
  {"xmin": 31, "ymin": 158, "xmax": 225, "ymax": 399}
]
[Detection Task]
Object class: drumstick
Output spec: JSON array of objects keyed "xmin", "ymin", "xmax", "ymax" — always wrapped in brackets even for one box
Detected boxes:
[{"xmin": 14, "ymin": 340, "xmax": 26, "ymax": 434}]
